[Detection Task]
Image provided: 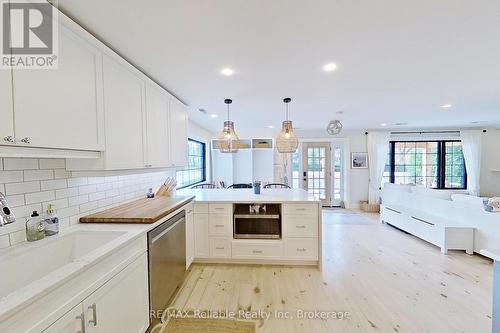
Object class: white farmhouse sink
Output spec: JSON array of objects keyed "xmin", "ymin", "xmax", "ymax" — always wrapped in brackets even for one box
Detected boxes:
[{"xmin": 0, "ymin": 230, "xmax": 125, "ymax": 299}]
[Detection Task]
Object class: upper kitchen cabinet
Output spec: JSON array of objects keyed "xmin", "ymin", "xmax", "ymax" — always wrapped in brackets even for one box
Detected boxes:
[
  {"xmin": 169, "ymin": 98, "xmax": 188, "ymax": 167},
  {"xmin": 100, "ymin": 55, "xmax": 146, "ymax": 170},
  {"xmin": 11, "ymin": 21, "xmax": 104, "ymax": 151},
  {"xmin": 144, "ymin": 83, "xmax": 170, "ymax": 168},
  {"xmin": 0, "ymin": 68, "xmax": 14, "ymax": 143}
]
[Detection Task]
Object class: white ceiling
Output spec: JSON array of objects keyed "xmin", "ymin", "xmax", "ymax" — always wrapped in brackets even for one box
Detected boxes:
[{"xmin": 58, "ymin": 0, "xmax": 500, "ymax": 132}]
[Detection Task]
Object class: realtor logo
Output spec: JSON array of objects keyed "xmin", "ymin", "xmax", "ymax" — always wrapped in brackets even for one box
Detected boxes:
[{"xmin": 1, "ymin": 0, "xmax": 58, "ymax": 69}]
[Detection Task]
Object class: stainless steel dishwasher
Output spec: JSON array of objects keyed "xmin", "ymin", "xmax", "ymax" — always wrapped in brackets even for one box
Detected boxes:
[{"xmin": 147, "ymin": 211, "xmax": 186, "ymax": 326}]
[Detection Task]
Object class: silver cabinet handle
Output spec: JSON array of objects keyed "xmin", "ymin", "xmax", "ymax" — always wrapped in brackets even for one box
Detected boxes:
[
  {"xmin": 76, "ymin": 313, "xmax": 86, "ymax": 333},
  {"xmin": 20, "ymin": 137, "xmax": 31, "ymax": 144},
  {"xmin": 296, "ymin": 248, "xmax": 307, "ymax": 252},
  {"xmin": 296, "ymin": 208, "xmax": 306, "ymax": 211},
  {"xmin": 252, "ymin": 250, "xmax": 263, "ymax": 254},
  {"xmin": 3, "ymin": 136, "xmax": 14, "ymax": 143},
  {"xmin": 295, "ymin": 225, "xmax": 306, "ymax": 229},
  {"xmin": 214, "ymin": 207, "xmax": 225, "ymax": 210},
  {"xmin": 144, "ymin": 164, "xmax": 152, "ymax": 168},
  {"xmin": 88, "ymin": 303, "xmax": 97, "ymax": 326},
  {"xmin": 215, "ymin": 224, "xmax": 224, "ymax": 227},
  {"xmin": 215, "ymin": 246, "xmax": 225, "ymax": 250}
]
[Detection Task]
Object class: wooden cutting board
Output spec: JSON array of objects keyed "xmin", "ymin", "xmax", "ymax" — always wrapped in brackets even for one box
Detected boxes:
[{"xmin": 80, "ymin": 195, "xmax": 195, "ymax": 224}]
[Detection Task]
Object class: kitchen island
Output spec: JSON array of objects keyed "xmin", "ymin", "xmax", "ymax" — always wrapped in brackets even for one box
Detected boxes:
[{"xmin": 177, "ymin": 188, "xmax": 322, "ymax": 268}]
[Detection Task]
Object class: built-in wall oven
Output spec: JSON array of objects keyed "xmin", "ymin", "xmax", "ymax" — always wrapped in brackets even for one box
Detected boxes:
[
  {"xmin": 233, "ymin": 203, "xmax": 281, "ymax": 239},
  {"xmin": 147, "ymin": 211, "xmax": 186, "ymax": 328}
]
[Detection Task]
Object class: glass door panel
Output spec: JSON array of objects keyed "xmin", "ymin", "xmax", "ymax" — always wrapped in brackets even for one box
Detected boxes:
[{"xmin": 303, "ymin": 142, "xmax": 331, "ymax": 206}]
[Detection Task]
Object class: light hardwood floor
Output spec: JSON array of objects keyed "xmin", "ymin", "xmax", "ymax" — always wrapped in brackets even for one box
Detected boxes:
[{"xmin": 171, "ymin": 210, "xmax": 493, "ymax": 332}]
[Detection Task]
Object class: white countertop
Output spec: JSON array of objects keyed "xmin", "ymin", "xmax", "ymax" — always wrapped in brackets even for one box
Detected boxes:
[
  {"xmin": 176, "ymin": 188, "xmax": 320, "ymax": 203},
  {"xmin": 480, "ymin": 249, "xmax": 500, "ymax": 261}
]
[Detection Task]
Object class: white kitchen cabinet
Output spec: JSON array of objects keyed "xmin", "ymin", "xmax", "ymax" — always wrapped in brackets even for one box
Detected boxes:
[
  {"xmin": 145, "ymin": 83, "xmax": 171, "ymax": 168},
  {"xmin": 101, "ymin": 55, "xmax": 146, "ymax": 169},
  {"xmin": 11, "ymin": 22, "xmax": 104, "ymax": 151},
  {"xmin": 194, "ymin": 213, "xmax": 209, "ymax": 258},
  {"xmin": 186, "ymin": 205, "xmax": 195, "ymax": 269},
  {"xmin": 43, "ymin": 304, "xmax": 84, "ymax": 333},
  {"xmin": 168, "ymin": 98, "xmax": 188, "ymax": 167},
  {"xmin": 83, "ymin": 253, "xmax": 149, "ymax": 333},
  {"xmin": 0, "ymin": 67, "xmax": 14, "ymax": 142}
]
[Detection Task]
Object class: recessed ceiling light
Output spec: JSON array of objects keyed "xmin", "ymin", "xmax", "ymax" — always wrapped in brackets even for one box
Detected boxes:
[
  {"xmin": 336, "ymin": 110, "xmax": 344, "ymax": 114},
  {"xmin": 441, "ymin": 104, "xmax": 452, "ymax": 109},
  {"xmin": 380, "ymin": 123, "xmax": 387, "ymax": 127},
  {"xmin": 210, "ymin": 114, "xmax": 218, "ymax": 118},
  {"xmin": 267, "ymin": 125, "xmax": 275, "ymax": 129},
  {"xmin": 323, "ymin": 63, "xmax": 337, "ymax": 72},
  {"xmin": 220, "ymin": 68, "xmax": 234, "ymax": 76}
]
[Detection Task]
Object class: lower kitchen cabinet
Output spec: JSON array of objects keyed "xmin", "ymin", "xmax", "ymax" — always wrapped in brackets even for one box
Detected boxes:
[
  {"xmin": 193, "ymin": 213, "xmax": 209, "ymax": 258},
  {"xmin": 43, "ymin": 253, "xmax": 149, "ymax": 333}
]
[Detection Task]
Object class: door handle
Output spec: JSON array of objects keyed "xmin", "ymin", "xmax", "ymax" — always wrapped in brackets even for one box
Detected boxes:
[
  {"xmin": 76, "ymin": 313, "xmax": 86, "ymax": 333},
  {"xmin": 88, "ymin": 303, "xmax": 97, "ymax": 326}
]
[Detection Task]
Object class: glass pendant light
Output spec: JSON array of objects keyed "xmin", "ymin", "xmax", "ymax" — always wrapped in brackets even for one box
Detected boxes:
[
  {"xmin": 217, "ymin": 98, "xmax": 240, "ymax": 153},
  {"xmin": 276, "ymin": 97, "xmax": 298, "ymax": 153}
]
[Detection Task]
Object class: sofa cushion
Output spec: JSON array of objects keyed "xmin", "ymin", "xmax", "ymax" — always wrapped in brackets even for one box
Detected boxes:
[
  {"xmin": 451, "ymin": 194, "xmax": 484, "ymax": 210},
  {"xmin": 410, "ymin": 186, "xmax": 454, "ymax": 200}
]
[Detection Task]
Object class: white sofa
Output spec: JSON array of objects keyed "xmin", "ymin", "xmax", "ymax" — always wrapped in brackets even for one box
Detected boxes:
[{"xmin": 381, "ymin": 184, "xmax": 500, "ymax": 254}]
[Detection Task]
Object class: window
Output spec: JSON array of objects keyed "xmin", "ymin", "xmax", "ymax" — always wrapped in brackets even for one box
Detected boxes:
[
  {"xmin": 291, "ymin": 152, "xmax": 300, "ymax": 189},
  {"xmin": 383, "ymin": 141, "xmax": 466, "ymax": 189},
  {"xmin": 176, "ymin": 139, "xmax": 206, "ymax": 189}
]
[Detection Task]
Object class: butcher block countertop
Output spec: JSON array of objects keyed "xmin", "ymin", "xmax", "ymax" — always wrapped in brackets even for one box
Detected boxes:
[{"xmin": 80, "ymin": 195, "xmax": 195, "ymax": 224}]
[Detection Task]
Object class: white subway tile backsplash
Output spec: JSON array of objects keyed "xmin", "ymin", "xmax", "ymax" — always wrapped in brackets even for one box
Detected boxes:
[
  {"xmin": 67, "ymin": 177, "xmax": 88, "ymax": 187},
  {"xmin": 0, "ymin": 171, "xmax": 23, "ymax": 183},
  {"xmin": 68, "ymin": 194, "xmax": 89, "ymax": 207},
  {"xmin": 42, "ymin": 198, "xmax": 69, "ymax": 211},
  {"xmin": 80, "ymin": 201, "xmax": 98, "ymax": 213},
  {"xmin": 79, "ymin": 184, "xmax": 97, "ymax": 195},
  {"xmin": 25, "ymin": 191, "xmax": 56, "ymax": 204},
  {"xmin": 54, "ymin": 169, "xmax": 71, "ymax": 179},
  {"xmin": 5, "ymin": 195, "xmax": 25, "ymax": 207},
  {"xmin": 5, "ymin": 181, "xmax": 40, "ymax": 195},
  {"xmin": 24, "ymin": 169, "xmax": 54, "ymax": 181},
  {"xmin": 41, "ymin": 179, "xmax": 67, "ymax": 191},
  {"xmin": 89, "ymin": 191, "xmax": 106, "ymax": 202},
  {"xmin": 3, "ymin": 158, "xmax": 38, "ymax": 170},
  {"xmin": 39, "ymin": 159, "xmax": 65, "ymax": 169},
  {"xmin": 56, "ymin": 187, "xmax": 79, "ymax": 199},
  {"xmin": 0, "ymin": 157, "xmax": 174, "ymax": 248}
]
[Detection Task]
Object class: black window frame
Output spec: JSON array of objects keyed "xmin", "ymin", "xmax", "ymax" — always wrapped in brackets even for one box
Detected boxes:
[
  {"xmin": 176, "ymin": 138, "xmax": 207, "ymax": 189},
  {"xmin": 386, "ymin": 140, "xmax": 467, "ymax": 190}
]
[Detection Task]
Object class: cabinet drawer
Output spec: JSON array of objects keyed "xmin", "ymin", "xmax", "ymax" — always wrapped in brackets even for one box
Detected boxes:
[
  {"xmin": 285, "ymin": 238, "xmax": 318, "ymax": 260},
  {"xmin": 208, "ymin": 214, "xmax": 232, "ymax": 236},
  {"xmin": 283, "ymin": 204, "xmax": 318, "ymax": 217},
  {"xmin": 194, "ymin": 204, "xmax": 208, "ymax": 214},
  {"xmin": 209, "ymin": 238, "xmax": 231, "ymax": 258},
  {"xmin": 283, "ymin": 216, "xmax": 318, "ymax": 237},
  {"xmin": 232, "ymin": 241, "xmax": 283, "ymax": 259},
  {"xmin": 209, "ymin": 204, "xmax": 232, "ymax": 215}
]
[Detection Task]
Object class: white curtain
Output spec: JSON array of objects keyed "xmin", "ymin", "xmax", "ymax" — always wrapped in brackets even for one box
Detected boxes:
[
  {"xmin": 460, "ymin": 130, "xmax": 482, "ymax": 196},
  {"xmin": 367, "ymin": 131, "xmax": 391, "ymax": 204}
]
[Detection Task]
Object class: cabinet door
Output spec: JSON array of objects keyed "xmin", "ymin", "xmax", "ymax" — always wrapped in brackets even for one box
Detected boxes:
[
  {"xmin": 12, "ymin": 23, "xmax": 104, "ymax": 151},
  {"xmin": 102, "ymin": 55, "xmax": 146, "ymax": 169},
  {"xmin": 186, "ymin": 207, "xmax": 195, "ymax": 269},
  {"xmin": 145, "ymin": 83, "xmax": 171, "ymax": 167},
  {"xmin": 83, "ymin": 254, "xmax": 149, "ymax": 333},
  {"xmin": 0, "ymin": 67, "xmax": 14, "ymax": 142},
  {"xmin": 168, "ymin": 99, "xmax": 188, "ymax": 167},
  {"xmin": 194, "ymin": 214, "xmax": 209, "ymax": 257},
  {"xmin": 43, "ymin": 304, "xmax": 84, "ymax": 333}
]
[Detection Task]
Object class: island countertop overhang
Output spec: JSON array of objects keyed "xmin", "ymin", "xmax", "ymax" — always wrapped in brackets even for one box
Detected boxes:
[{"xmin": 176, "ymin": 188, "xmax": 321, "ymax": 203}]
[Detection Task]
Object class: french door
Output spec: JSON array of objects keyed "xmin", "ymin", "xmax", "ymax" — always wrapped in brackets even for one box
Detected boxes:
[{"xmin": 302, "ymin": 143, "xmax": 332, "ymax": 206}]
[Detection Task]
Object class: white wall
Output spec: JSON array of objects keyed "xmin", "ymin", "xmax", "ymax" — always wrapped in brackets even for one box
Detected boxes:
[
  {"xmin": 187, "ymin": 120, "xmax": 213, "ymax": 183},
  {"xmin": 480, "ymin": 128, "xmax": 500, "ymax": 197},
  {"xmin": 295, "ymin": 129, "xmax": 369, "ymax": 209}
]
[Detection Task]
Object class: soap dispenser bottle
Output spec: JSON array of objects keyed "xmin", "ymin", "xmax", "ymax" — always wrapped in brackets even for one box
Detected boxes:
[
  {"xmin": 44, "ymin": 204, "xmax": 59, "ymax": 236},
  {"xmin": 26, "ymin": 211, "xmax": 45, "ymax": 242}
]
